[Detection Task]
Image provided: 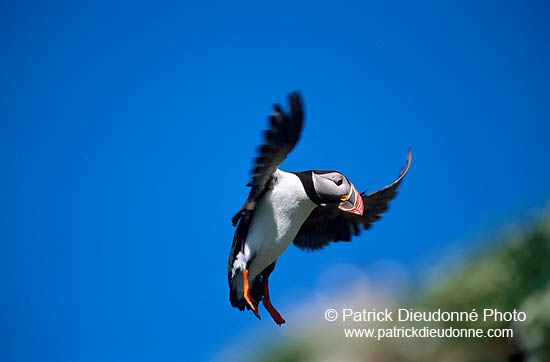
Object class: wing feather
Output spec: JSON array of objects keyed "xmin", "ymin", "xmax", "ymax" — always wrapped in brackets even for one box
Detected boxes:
[
  {"xmin": 231, "ymin": 92, "xmax": 304, "ymax": 226},
  {"xmin": 293, "ymin": 149, "xmax": 411, "ymax": 251}
]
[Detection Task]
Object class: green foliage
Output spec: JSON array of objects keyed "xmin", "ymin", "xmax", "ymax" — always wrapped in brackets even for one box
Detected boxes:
[
  {"xmin": 249, "ymin": 218, "xmax": 550, "ymax": 362},
  {"xmin": 424, "ymin": 219, "xmax": 550, "ymax": 329}
]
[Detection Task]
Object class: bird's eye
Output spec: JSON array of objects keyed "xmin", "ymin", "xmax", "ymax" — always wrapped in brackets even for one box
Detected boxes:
[{"xmin": 335, "ymin": 179, "xmax": 343, "ymax": 186}]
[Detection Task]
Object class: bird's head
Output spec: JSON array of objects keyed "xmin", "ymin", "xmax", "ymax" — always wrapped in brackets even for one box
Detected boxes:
[{"xmin": 310, "ymin": 171, "xmax": 364, "ymax": 215}]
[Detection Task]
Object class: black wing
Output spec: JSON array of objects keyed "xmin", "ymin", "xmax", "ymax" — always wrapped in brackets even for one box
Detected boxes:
[
  {"xmin": 228, "ymin": 92, "xmax": 304, "ymax": 309},
  {"xmin": 231, "ymin": 92, "xmax": 304, "ymax": 226},
  {"xmin": 293, "ymin": 149, "xmax": 411, "ymax": 251}
]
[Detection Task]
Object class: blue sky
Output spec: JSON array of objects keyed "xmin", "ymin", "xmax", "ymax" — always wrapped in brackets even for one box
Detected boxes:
[{"xmin": 1, "ymin": 1, "xmax": 549, "ymax": 361}]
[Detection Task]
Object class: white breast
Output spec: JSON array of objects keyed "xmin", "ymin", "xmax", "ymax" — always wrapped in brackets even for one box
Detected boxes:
[{"xmin": 232, "ymin": 169, "xmax": 317, "ymax": 280}]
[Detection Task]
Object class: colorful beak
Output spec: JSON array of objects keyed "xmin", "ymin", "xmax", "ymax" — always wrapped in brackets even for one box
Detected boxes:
[{"xmin": 338, "ymin": 184, "xmax": 364, "ymax": 216}]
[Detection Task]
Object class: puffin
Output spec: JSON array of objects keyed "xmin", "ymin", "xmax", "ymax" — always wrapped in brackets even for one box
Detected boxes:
[{"xmin": 228, "ymin": 92, "xmax": 411, "ymax": 325}]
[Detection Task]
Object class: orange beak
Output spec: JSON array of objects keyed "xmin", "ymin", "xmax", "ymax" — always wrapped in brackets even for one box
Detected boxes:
[{"xmin": 338, "ymin": 184, "xmax": 364, "ymax": 216}]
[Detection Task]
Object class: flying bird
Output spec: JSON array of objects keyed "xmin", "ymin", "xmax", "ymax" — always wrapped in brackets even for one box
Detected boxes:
[{"xmin": 228, "ymin": 92, "xmax": 411, "ymax": 325}]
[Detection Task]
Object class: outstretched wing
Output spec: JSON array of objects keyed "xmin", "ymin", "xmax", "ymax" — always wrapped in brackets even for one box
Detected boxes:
[
  {"xmin": 231, "ymin": 92, "xmax": 304, "ymax": 226},
  {"xmin": 293, "ymin": 149, "xmax": 411, "ymax": 251}
]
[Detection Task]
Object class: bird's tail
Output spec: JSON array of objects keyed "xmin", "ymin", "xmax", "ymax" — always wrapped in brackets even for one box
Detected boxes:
[
  {"xmin": 228, "ymin": 217, "xmax": 264, "ymax": 311},
  {"xmin": 229, "ymin": 269, "xmax": 263, "ymax": 311}
]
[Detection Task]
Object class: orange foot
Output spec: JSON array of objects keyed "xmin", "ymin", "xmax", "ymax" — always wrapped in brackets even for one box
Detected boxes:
[
  {"xmin": 243, "ymin": 269, "xmax": 260, "ymax": 319},
  {"xmin": 262, "ymin": 278, "xmax": 286, "ymax": 326}
]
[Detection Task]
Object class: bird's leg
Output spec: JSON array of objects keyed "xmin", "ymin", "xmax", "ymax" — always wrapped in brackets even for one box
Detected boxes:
[
  {"xmin": 242, "ymin": 269, "xmax": 260, "ymax": 319},
  {"xmin": 262, "ymin": 277, "xmax": 286, "ymax": 325}
]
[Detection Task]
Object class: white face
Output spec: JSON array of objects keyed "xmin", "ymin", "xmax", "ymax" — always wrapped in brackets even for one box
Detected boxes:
[{"xmin": 311, "ymin": 171, "xmax": 352, "ymax": 204}]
